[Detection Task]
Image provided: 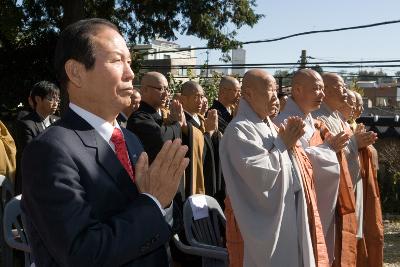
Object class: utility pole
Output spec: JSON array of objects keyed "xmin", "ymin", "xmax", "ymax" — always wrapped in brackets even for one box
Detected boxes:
[
  {"xmin": 206, "ymin": 50, "xmax": 209, "ymax": 77},
  {"xmin": 300, "ymin": 50, "xmax": 307, "ymax": 69}
]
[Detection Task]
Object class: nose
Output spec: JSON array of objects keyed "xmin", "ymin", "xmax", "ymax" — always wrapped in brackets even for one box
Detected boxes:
[{"xmin": 123, "ymin": 62, "xmax": 135, "ymax": 81}]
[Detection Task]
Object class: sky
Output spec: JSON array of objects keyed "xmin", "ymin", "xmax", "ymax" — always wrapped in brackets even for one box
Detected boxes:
[{"xmin": 173, "ymin": 0, "xmax": 400, "ymax": 75}]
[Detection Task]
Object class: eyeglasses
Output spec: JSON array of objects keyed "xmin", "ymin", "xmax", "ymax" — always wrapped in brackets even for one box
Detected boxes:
[{"xmin": 146, "ymin": 85, "xmax": 170, "ymax": 94}]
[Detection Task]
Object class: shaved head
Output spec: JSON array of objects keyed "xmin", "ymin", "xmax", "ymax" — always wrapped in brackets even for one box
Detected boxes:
[
  {"xmin": 180, "ymin": 81, "xmax": 204, "ymax": 115},
  {"xmin": 141, "ymin": 71, "xmax": 167, "ymax": 87},
  {"xmin": 291, "ymin": 69, "xmax": 325, "ymax": 114},
  {"xmin": 241, "ymin": 69, "xmax": 277, "ymax": 120},
  {"xmin": 140, "ymin": 71, "xmax": 169, "ymax": 109},
  {"xmin": 218, "ymin": 76, "xmax": 241, "ymax": 107},
  {"xmin": 321, "ymin": 73, "xmax": 347, "ymax": 111},
  {"xmin": 353, "ymin": 91, "xmax": 364, "ymax": 118},
  {"xmin": 181, "ymin": 81, "xmax": 203, "ymax": 96}
]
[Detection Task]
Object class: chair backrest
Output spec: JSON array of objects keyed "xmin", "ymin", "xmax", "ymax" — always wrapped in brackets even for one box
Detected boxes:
[
  {"xmin": 0, "ymin": 175, "xmax": 15, "ymax": 267},
  {"xmin": 3, "ymin": 194, "xmax": 33, "ymax": 267},
  {"xmin": 184, "ymin": 194, "xmax": 226, "ymax": 247}
]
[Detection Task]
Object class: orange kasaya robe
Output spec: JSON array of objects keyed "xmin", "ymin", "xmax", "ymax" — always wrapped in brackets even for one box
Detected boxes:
[
  {"xmin": 224, "ymin": 197, "xmax": 244, "ymax": 267},
  {"xmin": 357, "ymin": 148, "xmax": 384, "ymax": 267},
  {"xmin": 224, "ymin": 123, "xmax": 331, "ymax": 267},
  {"xmin": 293, "ymin": 144, "xmax": 330, "ymax": 267},
  {"xmin": 314, "ymin": 120, "xmax": 358, "ymax": 267}
]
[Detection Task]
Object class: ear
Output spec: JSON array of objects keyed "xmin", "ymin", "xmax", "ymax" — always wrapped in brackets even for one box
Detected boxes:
[{"xmin": 64, "ymin": 59, "xmax": 84, "ymax": 88}]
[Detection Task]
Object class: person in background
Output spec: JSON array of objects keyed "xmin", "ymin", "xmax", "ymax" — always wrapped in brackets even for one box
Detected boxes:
[
  {"xmin": 117, "ymin": 88, "xmax": 141, "ymax": 127},
  {"xmin": 15, "ymin": 80, "xmax": 60, "ymax": 194}
]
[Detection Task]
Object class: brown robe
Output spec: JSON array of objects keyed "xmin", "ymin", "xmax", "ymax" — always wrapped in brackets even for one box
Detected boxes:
[
  {"xmin": 0, "ymin": 121, "xmax": 16, "ymax": 182},
  {"xmin": 356, "ymin": 147, "xmax": 384, "ymax": 267},
  {"xmin": 314, "ymin": 121, "xmax": 358, "ymax": 267},
  {"xmin": 293, "ymin": 144, "xmax": 330, "ymax": 266}
]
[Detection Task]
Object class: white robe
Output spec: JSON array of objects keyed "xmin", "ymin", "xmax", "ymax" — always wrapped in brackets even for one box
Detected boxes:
[
  {"xmin": 313, "ymin": 103, "xmax": 363, "ymax": 239},
  {"xmin": 220, "ymin": 99, "xmax": 315, "ymax": 267},
  {"xmin": 275, "ymin": 98, "xmax": 340, "ymax": 264}
]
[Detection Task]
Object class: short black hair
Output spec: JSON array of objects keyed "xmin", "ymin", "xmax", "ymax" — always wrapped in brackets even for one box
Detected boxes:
[
  {"xmin": 54, "ymin": 18, "xmax": 119, "ymax": 89},
  {"xmin": 30, "ymin": 81, "xmax": 60, "ymax": 107}
]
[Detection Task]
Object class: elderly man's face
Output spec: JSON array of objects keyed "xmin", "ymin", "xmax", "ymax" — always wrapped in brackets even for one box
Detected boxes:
[
  {"xmin": 131, "ymin": 91, "xmax": 141, "ymax": 112},
  {"xmin": 340, "ymin": 93, "xmax": 356, "ymax": 121},
  {"xmin": 298, "ymin": 75, "xmax": 325, "ymax": 114},
  {"xmin": 225, "ymin": 81, "xmax": 241, "ymax": 105},
  {"xmin": 142, "ymin": 76, "xmax": 169, "ymax": 109},
  {"xmin": 80, "ymin": 27, "xmax": 134, "ymax": 116},
  {"xmin": 354, "ymin": 96, "xmax": 364, "ymax": 119},
  {"xmin": 247, "ymin": 76, "xmax": 277, "ymax": 120},
  {"xmin": 328, "ymin": 76, "xmax": 347, "ymax": 109},
  {"xmin": 182, "ymin": 87, "xmax": 204, "ymax": 115}
]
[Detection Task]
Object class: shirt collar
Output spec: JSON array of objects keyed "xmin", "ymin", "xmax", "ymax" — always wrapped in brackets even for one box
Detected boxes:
[{"xmin": 69, "ymin": 102, "xmax": 121, "ymax": 143}]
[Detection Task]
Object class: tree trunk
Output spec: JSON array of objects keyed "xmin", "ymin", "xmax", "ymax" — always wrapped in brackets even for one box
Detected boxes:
[{"xmin": 59, "ymin": 0, "xmax": 84, "ymax": 115}]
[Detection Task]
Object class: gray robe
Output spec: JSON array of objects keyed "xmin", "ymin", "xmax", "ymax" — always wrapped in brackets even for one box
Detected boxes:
[
  {"xmin": 313, "ymin": 103, "xmax": 363, "ymax": 239},
  {"xmin": 220, "ymin": 99, "xmax": 315, "ymax": 267},
  {"xmin": 275, "ymin": 97, "xmax": 340, "ymax": 264}
]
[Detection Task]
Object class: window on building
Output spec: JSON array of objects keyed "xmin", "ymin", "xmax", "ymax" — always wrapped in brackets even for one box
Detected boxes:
[{"xmin": 376, "ymin": 97, "xmax": 388, "ymax": 107}]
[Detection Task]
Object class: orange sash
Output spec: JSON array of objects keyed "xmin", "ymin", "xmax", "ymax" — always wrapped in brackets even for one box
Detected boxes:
[
  {"xmin": 356, "ymin": 146, "xmax": 384, "ymax": 267},
  {"xmin": 314, "ymin": 121, "xmax": 358, "ymax": 267},
  {"xmin": 293, "ymin": 145, "xmax": 330, "ymax": 266}
]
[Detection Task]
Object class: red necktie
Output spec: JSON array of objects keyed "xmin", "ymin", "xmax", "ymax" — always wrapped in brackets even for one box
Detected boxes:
[{"xmin": 110, "ymin": 128, "xmax": 135, "ymax": 181}]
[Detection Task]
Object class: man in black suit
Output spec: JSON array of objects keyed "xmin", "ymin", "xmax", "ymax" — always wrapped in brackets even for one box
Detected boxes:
[
  {"xmin": 127, "ymin": 71, "xmax": 187, "ymax": 163},
  {"xmin": 209, "ymin": 76, "xmax": 241, "ymax": 133},
  {"xmin": 117, "ymin": 88, "xmax": 141, "ymax": 127},
  {"xmin": 15, "ymin": 80, "xmax": 60, "ymax": 194},
  {"xmin": 21, "ymin": 18, "xmax": 189, "ymax": 267}
]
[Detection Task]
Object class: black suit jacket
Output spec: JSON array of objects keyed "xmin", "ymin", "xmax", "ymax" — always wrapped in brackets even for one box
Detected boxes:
[
  {"xmin": 117, "ymin": 113, "xmax": 128, "ymax": 128},
  {"xmin": 127, "ymin": 101, "xmax": 181, "ymax": 163},
  {"xmin": 21, "ymin": 108, "xmax": 173, "ymax": 267},
  {"xmin": 15, "ymin": 111, "xmax": 58, "ymax": 194},
  {"xmin": 209, "ymin": 100, "xmax": 232, "ymax": 134}
]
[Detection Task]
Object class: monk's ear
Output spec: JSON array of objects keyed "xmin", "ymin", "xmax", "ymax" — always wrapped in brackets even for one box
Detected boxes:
[
  {"xmin": 292, "ymin": 85, "xmax": 301, "ymax": 98},
  {"xmin": 64, "ymin": 59, "xmax": 85, "ymax": 88}
]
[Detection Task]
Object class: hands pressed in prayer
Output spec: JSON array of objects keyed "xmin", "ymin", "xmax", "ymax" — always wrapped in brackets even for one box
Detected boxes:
[
  {"xmin": 205, "ymin": 109, "xmax": 218, "ymax": 134},
  {"xmin": 278, "ymin": 116, "xmax": 305, "ymax": 149},
  {"xmin": 355, "ymin": 130, "xmax": 378, "ymax": 148},
  {"xmin": 169, "ymin": 100, "xmax": 187, "ymax": 128},
  {"xmin": 135, "ymin": 139, "xmax": 189, "ymax": 208},
  {"xmin": 326, "ymin": 131, "xmax": 351, "ymax": 152}
]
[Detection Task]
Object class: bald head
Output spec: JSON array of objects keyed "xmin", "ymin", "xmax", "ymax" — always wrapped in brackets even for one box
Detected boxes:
[
  {"xmin": 353, "ymin": 91, "xmax": 364, "ymax": 119},
  {"xmin": 140, "ymin": 71, "xmax": 169, "ymax": 109},
  {"xmin": 241, "ymin": 69, "xmax": 277, "ymax": 120},
  {"xmin": 321, "ymin": 73, "xmax": 347, "ymax": 111},
  {"xmin": 218, "ymin": 76, "xmax": 241, "ymax": 107},
  {"xmin": 180, "ymin": 81, "xmax": 204, "ymax": 115},
  {"xmin": 291, "ymin": 69, "xmax": 325, "ymax": 114},
  {"xmin": 141, "ymin": 71, "xmax": 167, "ymax": 87},
  {"xmin": 338, "ymin": 89, "xmax": 356, "ymax": 121},
  {"xmin": 181, "ymin": 81, "xmax": 203, "ymax": 96}
]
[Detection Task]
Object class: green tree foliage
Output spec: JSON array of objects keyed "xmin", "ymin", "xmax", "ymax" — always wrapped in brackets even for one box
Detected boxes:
[
  {"xmin": 357, "ymin": 69, "xmax": 388, "ymax": 81},
  {"xmin": 274, "ymin": 70, "xmax": 292, "ymax": 88},
  {"xmin": 0, "ymin": 0, "xmax": 263, "ymax": 110}
]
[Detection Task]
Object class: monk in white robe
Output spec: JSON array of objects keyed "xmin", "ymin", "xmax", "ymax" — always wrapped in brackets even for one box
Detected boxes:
[
  {"xmin": 220, "ymin": 69, "xmax": 316, "ymax": 267},
  {"xmin": 275, "ymin": 69, "xmax": 349, "ymax": 264}
]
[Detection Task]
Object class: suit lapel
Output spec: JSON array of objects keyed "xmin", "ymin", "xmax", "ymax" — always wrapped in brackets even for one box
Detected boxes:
[{"xmin": 64, "ymin": 108, "xmax": 139, "ymax": 200}]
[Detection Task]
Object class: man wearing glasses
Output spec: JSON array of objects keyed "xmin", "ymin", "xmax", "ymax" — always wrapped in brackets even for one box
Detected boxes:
[
  {"xmin": 127, "ymin": 71, "xmax": 187, "ymax": 164},
  {"xmin": 15, "ymin": 80, "xmax": 60, "ymax": 194}
]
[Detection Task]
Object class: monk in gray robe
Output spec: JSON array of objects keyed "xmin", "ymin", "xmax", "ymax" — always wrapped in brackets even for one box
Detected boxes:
[
  {"xmin": 220, "ymin": 69, "xmax": 316, "ymax": 267},
  {"xmin": 275, "ymin": 69, "xmax": 349, "ymax": 264}
]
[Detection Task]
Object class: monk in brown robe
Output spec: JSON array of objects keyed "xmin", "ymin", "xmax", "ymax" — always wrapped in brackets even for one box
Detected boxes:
[{"xmin": 345, "ymin": 91, "xmax": 384, "ymax": 267}]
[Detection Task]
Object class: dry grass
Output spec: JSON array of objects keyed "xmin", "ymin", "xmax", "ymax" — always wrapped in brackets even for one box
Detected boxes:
[{"xmin": 384, "ymin": 219, "xmax": 400, "ymax": 266}]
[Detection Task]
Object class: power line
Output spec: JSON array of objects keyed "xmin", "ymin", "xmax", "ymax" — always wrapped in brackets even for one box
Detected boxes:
[{"xmin": 133, "ymin": 19, "xmax": 400, "ymax": 55}]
